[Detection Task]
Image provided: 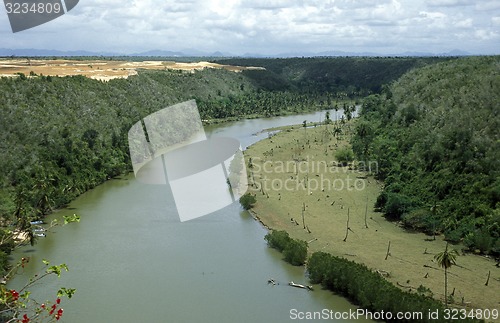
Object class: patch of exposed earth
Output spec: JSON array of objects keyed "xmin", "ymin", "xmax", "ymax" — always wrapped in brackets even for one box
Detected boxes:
[{"xmin": 0, "ymin": 59, "xmax": 264, "ymax": 81}]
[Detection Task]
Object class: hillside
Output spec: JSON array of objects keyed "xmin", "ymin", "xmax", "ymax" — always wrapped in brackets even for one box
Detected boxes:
[
  {"xmin": 0, "ymin": 56, "xmax": 491, "ymax": 277},
  {"xmin": 216, "ymin": 57, "xmax": 451, "ymax": 95},
  {"xmin": 0, "ymin": 62, "xmax": 352, "ymax": 270},
  {"xmin": 351, "ymin": 56, "xmax": 500, "ymax": 255}
]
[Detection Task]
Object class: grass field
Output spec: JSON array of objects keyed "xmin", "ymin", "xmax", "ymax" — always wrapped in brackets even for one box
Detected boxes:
[{"xmin": 244, "ymin": 121, "xmax": 500, "ymax": 313}]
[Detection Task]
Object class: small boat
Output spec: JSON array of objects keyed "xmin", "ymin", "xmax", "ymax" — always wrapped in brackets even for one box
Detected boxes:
[
  {"xmin": 35, "ymin": 233, "xmax": 46, "ymax": 237},
  {"xmin": 288, "ymin": 281, "xmax": 313, "ymax": 291},
  {"xmin": 30, "ymin": 220, "xmax": 44, "ymax": 225},
  {"xmin": 33, "ymin": 228, "xmax": 46, "ymax": 232}
]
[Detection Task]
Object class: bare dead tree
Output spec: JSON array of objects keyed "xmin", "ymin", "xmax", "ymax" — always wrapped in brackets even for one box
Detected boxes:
[
  {"xmin": 343, "ymin": 208, "xmax": 353, "ymax": 242},
  {"xmin": 364, "ymin": 196, "xmax": 369, "ymax": 229},
  {"xmin": 302, "ymin": 202, "xmax": 306, "ymax": 229},
  {"xmin": 385, "ymin": 241, "xmax": 391, "ymax": 260}
]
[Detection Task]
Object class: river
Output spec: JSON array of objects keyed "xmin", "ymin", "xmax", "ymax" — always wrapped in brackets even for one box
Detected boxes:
[{"xmin": 10, "ymin": 107, "xmax": 371, "ymax": 322}]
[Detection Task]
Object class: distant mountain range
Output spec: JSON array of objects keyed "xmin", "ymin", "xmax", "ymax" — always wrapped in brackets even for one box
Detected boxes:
[{"xmin": 0, "ymin": 48, "xmax": 474, "ymax": 58}]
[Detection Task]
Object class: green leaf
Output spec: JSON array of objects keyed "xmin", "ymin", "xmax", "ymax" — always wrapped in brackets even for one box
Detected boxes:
[
  {"xmin": 20, "ymin": 291, "xmax": 31, "ymax": 300},
  {"xmin": 47, "ymin": 265, "xmax": 61, "ymax": 277},
  {"xmin": 64, "ymin": 214, "xmax": 80, "ymax": 224},
  {"xmin": 57, "ymin": 287, "xmax": 76, "ymax": 298}
]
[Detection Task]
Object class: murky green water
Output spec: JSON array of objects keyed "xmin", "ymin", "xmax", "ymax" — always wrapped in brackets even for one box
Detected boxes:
[{"xmin": 10, "ymin": 108, "xmax": 371, "ymax": 322}]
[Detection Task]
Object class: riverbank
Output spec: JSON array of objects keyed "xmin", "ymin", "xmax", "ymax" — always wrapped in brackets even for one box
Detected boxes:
[{"xmin": 244, "ymin": 121, "xmax": 499, "ymax": 312}]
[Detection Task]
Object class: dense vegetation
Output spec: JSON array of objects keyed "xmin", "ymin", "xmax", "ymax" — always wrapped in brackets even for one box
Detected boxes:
[
  {"xmin": 2, "ymin": 55, "xmax": 494, "ymax": 319},
  {"xmin": 264, "ymin": 230, "xmax": 307, "ymax": 266},
  {"xmin": 239, "ymin": 193, "xmax": 256, "ymax": 210},
  {"xmin": 265, "ymin": 234, "xmax": 482, "ymax": 321},
  {"xmin": 3, "ymin": 56, "xmax": 425, "ymax": 276},
  {"xmin": 0, "ymin": 68, "xmax": 318, "ymax": 276},
  {"xmin": 216, "ymin": 57, "xmax": 449, "ymax": 96},
  {"xmin": 308, "ymin": 252, "xmax": 481, "ymax": 323},
  {"xmin": 351, "ymin": 56, "xmax": 500, "ymax": 255}
]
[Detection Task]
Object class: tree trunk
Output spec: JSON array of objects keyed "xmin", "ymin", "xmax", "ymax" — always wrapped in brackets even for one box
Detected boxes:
[{"xmin": 444, "ymin": 267, "xmax": 448, "ymax": 307}]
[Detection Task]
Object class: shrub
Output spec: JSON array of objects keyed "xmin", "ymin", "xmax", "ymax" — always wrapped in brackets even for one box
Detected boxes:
[
  {"xmin": 307, "ymin": 252, "xmax": 481, "ymax": 323},
  {"xmin": 335, "ymin": 147, "xmax": 355, "ymax": 166},
  {"xmin": 264, "ymin": 230, "xmax": 308, "ymax": 266},
  {"xmin": 374, "ymin": 191, "xmax": 387, "ymax": 210},
  {"xmin": 239, "ymin": 193, "xmax": 257, "ymax": 210},
  {"xmin": 283, "ymin": 239, "xmax": 308, "ymax": 266},
  {"xmin": 264, "ymin": 230, "xmax": 290, "ymax": 252},
  {"xmin": 464, "ymin": 228, "xmax": 494, "ymax": 254},
  {"xmin": 384, "ymin": 193, "xmax": 412, "ymax": 220},
  {"xmin": 491, "ymin": 239, "xmax": 500, "ymax": 255},
  {"xmin": 402, "ymin": 208, "xmax": 433, "ymax": 232}
]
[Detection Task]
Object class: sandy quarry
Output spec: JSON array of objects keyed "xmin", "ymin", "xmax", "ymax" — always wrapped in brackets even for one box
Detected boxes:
[{"xmin": 0, "ymin": 58, "xmax": 264, "ymax": 81}]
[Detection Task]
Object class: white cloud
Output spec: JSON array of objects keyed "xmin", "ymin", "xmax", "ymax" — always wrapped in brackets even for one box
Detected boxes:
[
  {"xmin": 475, "ymin": 1, "xmax": 500, "ymax": 11},
  {"xmin": 455, "ymin": 18, "xmax": 473, "ymax": 28},
  {"xmin": 426, "ymin": 0, "xmax": 473, "ymax": 7},
  {"xmin": 0, "ymin": 0, "xmax": 498, "ymax": 55},
  {"xmin": 475, "ymin": 29, "xmax": 499, "ymax": 40}
]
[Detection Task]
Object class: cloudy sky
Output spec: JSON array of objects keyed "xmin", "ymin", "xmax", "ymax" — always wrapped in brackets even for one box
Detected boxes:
[{"xmin": 1, "ymin": 0, "xmax": 499, "ymax": 55}]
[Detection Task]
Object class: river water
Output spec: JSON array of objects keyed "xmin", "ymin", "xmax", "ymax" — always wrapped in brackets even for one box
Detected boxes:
[{"xmin": 10, "ymin": 108, "xmax": 370, "ymax": 322}]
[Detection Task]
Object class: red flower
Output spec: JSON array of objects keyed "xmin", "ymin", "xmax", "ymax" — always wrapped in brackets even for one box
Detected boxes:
[
  {"xmin": 56, "ymin": 298, "xmax": 61, "ymax": 305},
  {"xmin": 9, "ymin": 289, "xmax": 19, "ymax": 301},
  {"xmin": 55, "ymin": 308, "xmax": 64, "ymax": 320},
  {"xmin": 21, "ymin": 313, "xmax": 30, "ymax": 323},
  {"xmin": 49, "ymin": 304, "xmax": 56, "ymax": 315}
]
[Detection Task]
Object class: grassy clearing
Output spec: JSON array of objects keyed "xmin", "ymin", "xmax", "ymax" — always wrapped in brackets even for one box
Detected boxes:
[{"xmin": 244, "ymin": 121, "xmax": 499, "ymax": 312}]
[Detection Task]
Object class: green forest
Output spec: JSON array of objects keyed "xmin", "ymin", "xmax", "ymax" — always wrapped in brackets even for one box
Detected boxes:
[
  {"xmin": 216, "ymin": 56, "xmax": 449, "ymax": 95},
  {"xmin": 0, "ymin": 57, "xmax": 404, "ymax": 275},
  {"xmin": 0, "ymin": 55, "xmax": 497, "ymax": 281},
  {"xmin": 351, "ymin": 56, "xmax": 500, "ymax": 255}
]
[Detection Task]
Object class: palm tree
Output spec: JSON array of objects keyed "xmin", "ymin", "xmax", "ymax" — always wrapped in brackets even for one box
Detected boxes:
[{"xmin": 434, "ymin": 243, "xmax": 459, "ymax": 307}]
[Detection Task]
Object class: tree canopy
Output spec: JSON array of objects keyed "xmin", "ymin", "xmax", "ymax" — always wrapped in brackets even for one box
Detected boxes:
[{"xmin": 351, "ymin": 56, "xmax": 500, "ymax": 255}]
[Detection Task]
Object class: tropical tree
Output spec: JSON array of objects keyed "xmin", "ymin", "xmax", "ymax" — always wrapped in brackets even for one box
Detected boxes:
[{"xmin": 434, "ymin": 243, "xmax": 459, "ymax": 307}]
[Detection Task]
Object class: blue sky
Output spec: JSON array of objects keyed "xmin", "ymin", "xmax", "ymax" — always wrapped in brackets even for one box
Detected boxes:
[{"xmin": 1, "ymin": 0, "xmax": 499, "ymax": 55}]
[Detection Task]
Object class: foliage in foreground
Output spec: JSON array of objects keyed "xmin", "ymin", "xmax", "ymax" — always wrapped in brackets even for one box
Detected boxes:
[
  {"xmin": 0, "ymin": 215, "xmax": 79, "ymax": 322},
  {"xmin": 0, "ymin": 260, "xmax": 75, "ymax": 322}
]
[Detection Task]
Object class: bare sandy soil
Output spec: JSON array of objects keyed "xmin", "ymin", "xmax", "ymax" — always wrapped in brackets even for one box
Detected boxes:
[
  {"xmin": 0, "ymin": 59, "xmax": 264, "ymax": 81},
  {"xmin": 245, "ymin": 122, "xmax": 500, "ymax": 317}
]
